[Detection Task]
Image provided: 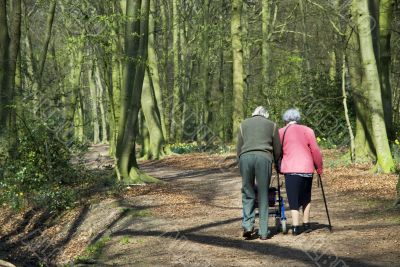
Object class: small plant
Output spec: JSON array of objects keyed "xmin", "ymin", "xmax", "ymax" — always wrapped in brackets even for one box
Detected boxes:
[
  {"xmin": 75, "ymin": 236, "xmax": 111, "ymax": 263},
  {"xmin": 120, "ymin": 236, "xmax": 130, "ymax": 244}
]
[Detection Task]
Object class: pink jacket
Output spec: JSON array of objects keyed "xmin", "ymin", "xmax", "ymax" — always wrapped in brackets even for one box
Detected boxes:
[{"xmin": 279, "ymin": 124, "xmax": 323, "ymax": 174}]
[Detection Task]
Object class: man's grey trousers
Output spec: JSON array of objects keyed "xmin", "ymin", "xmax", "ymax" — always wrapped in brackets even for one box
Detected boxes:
[{"xmin": 239, "ymin": 153, "xmax": 272, "ymax": 237}]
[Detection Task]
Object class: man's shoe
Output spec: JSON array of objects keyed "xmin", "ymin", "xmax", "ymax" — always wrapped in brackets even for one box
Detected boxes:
[
  {"xmin": 292, "ymin": 226, "xmax": 301, "ymax": 236},
  {"xmin": 303, "ymin": 223, "xmax": 312, "ymax": 233},
  {"xmin": 243, "ymin": 228, "xmax": 254, "ymax": 238},
  {"xmin": 259, "ymin": 231, "xmax": 272, "ymax": 240}
]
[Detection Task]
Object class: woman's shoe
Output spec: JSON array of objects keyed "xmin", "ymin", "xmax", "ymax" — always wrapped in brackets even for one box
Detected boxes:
[
  {"xmin": 292, "ymin": 226, "xmax": 301, "ymax": 236},
  {"xmin": 303, "ymin": 223, "xmax": 312, "ymax": 233}
]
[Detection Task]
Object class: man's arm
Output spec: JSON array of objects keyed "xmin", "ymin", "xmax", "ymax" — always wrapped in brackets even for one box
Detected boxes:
[{"xmin": 272, "ymin": 124, "xmax": 282, "ymax": 164}]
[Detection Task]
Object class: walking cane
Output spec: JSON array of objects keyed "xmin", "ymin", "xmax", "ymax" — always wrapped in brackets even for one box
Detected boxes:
[{"xmin": 317, "ymin": 174, "xmax": 332, "ymax": 232}]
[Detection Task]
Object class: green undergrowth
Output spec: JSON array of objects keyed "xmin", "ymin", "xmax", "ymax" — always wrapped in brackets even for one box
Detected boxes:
[
  {"xmin": 75, "ymin": 236, "xmax": 111, "ymax": 264},
  {"xmin": 0, "ymin": 124, "xmax": 121, "ymax": 214},
  {"xmin": 168, "ymin": 142, "xmax": 234, "ymax": 155}
]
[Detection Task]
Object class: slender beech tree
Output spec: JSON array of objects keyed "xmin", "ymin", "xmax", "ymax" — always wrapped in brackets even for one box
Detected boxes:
[
  {"xmin": 148, "ymin": 0, "xmax": 167, "ymax": 141},
  {"xmin": 261, "ymin": 0, "xmax": 272, "ymax": 95},
  {"xmin": 231, "ymin": 0, "xmax": 245, "ymax": 140},
  {"xmin": 141, "ymin": 69, "xmax": 164, "ymax": 159},
  {"xmin": 170, "ymin": 0, "xmax": 182, "ymax": 141},
  {"xmin": 94, "ymin": 62, "xmax": 108, "ymax": 143},
  {"xmin": 355, "ymin": 0, "xmax": 395, "ymax": 172},
  {"xmin": 89, "ymin": 61, "xmax": 100, "ymax": 144}
]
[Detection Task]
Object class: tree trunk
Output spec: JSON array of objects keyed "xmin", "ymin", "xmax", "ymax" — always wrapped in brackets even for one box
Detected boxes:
[
  {"xmin": 89, "ymin": 61, "xmax": 100, "ymax": 144},
  {"xmin": 94, "ymin": 62, "xmax": 108, "ymax": 143},
  {"xmin": 171, "ymin": 0, "xmax": 182, "ymax": 141},
  {"xmin": 160, "ymin": 0, "xmax": 170, "ymax": 141},
  {"xmin": 261, "ymin": 0, "xmax": 272, "ymax": 95},
  {"xmin": 116, "ymin": 0, "xmax": 158, "ymax": 184},
  {"xmin": 342, "ymin": 56, "xmax": 355, "ymax": 162},
  {"xmin": 148, "ymin": 0, "xmax": 167, "ymax": 141},
  {"xmin": 379, "ymin": 0, "xmax": 395, "ymax": 139},
  {"xmin": 356, "ymin": 0, "xmax": 395, "ymax": 173},
  {"xmin": 346, "ymin": 10, "xmax": 376, "ymax": 162},
  {"xmin": 37, "ymin": 0, "xmax": 56, "ymax": 81},
  {"xmin": 0, "ymin": 0, "xmax": 21, "ymax": 154},
  {"xmin": 231, "ymin": 0, "xmax": 245, "ymax": 140},
  {"xmin": 141, "ymin": 69, "xmax": 164, "ymax": 159},
  {"xmin": 201, "ymin": 0, "xmax": 211, "ymax": 140}
]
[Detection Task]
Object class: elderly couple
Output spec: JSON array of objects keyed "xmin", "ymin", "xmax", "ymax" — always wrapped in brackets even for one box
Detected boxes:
[{"xmin": 237, "ymin": 106, "xmax": 323, "ymax": 240}]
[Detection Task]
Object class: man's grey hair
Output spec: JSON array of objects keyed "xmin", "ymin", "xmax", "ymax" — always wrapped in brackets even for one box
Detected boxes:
[
  {"xmin": 252, "ymin": 106, "xmax": 269, "ymax": 118},
  {"xmin": 283, "ymin": 108, "xmax": 301, "ymax": 123}
]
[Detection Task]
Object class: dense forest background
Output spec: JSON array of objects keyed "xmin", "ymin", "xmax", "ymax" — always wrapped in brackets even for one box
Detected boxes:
[{"xmin": 0, "ymin": 0, "xmax": 400, "ymax": 211}]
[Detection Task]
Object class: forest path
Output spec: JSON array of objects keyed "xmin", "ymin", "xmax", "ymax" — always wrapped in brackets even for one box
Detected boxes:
[{"xmin": 78, "ymin": 149, "xmax": 400, "ymax": 267}]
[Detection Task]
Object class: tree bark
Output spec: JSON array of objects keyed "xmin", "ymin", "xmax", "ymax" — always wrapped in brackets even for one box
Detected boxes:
[
  {"xmin": 342, "ymin": 56, "xmax": 355, "ymax": 162},
  {"xmin": 116, "ymin": 0, "xmax": 157, "ymax": 184},
  {"xmin": 148, "ymin": 0, "xmax": 167, "ymax": 141},
  {"xmin": 231, "ymin": 0, "xmax": 245, "ymax": 140},
  {"xmin": 356, "ymin": 0, "xmax": 395, "ymax": 172},
  {"xmin": 37, "ymin": 0, "xmax": 56, "ymax": 81},
  {"xmin": 0, "ymin": 0, "xmax": 21, "ymax": 153},
  {"xmin": 94, "ymin": 62, "xmax": 108, "ymax": 143},
  {"xmin": 379, "ymin": 0, "xmax": 395, "ymax": 139},
  {"xmin": 141, "ymin": 69, "xmax": 164, "ymax": 159},
  {"xmin": 346, "ymin": 8, "xmax": 376, "ymax": 162},
  {"xmin": 89, "ymin": 61, "xmax": 100, "ymax": 144},
  {"xmin": 261, "ymin": 0, "xmax": 272, "ymax": 94},
  {"xmin": 171, "ymin": 0, "xmax": 182, "ymax": 141}
]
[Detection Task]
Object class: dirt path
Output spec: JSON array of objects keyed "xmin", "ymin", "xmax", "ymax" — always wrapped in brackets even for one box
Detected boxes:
[
  {"xmin": 73, "ymin": 153, "xmax": 400, "ymax": 267},
  {"xmin": 1, "ymin": 148, "xmax": 399, "ymax": 266}
]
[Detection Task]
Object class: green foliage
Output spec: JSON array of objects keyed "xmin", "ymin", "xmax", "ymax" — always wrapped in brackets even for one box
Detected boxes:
[
  {"xmin": 392, "ymin": 139, "xmax": 400, "ymax": 164},
  {"xmin": 76, "ymin": 236, "xmax": 111, "ymax": 263},
  {"xmin": 169, "ymin": 142, "xmax": 203, "ymax": 154},
  {"xmin": 0, "ymin": 124, "xmax": 82, "ymax": 212}
]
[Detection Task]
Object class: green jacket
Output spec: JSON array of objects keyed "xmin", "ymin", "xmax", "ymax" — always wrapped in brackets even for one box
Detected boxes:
[{"xmin": 236, "ymin": 115, "xmax": 282, "ymax": 164}]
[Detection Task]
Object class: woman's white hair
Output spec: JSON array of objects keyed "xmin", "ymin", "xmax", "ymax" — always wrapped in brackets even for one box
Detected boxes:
[
  {"xmin": 252, "ymin": 106, "xmax": 269, "ymax": 118},
  {"xmin": 283, "ymin": 108, "xmax": 301, "ymax": 123}
]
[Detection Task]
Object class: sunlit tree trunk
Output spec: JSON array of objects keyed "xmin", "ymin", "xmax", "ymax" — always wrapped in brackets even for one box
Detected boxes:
[
  {"xmin": 89, "ymin": 61, "xmax": 100, "ymax": 144},
  {"xmin": 160, "ymin": 0, "xmax": 170, "ymax": 141},
  {"xmin": 37, "ymin": 0, "xmax": 56, "ymax": 83},
  {"xmin": 347, "ymin": 6, "xmax": 376, "ymax": 163},
  {"xmin": 141, "ymin": 69, "xmax": 164, "ymax": 159},
  {"xmin": 231, "ymin": 0, "xmax": 244, "ymax": 140},
  {"xmin": 261, "ymin": 0, "xmax": 272, "ymax": 95},
  {"xmin": 148, "ymin": 0, "xmax": 166, "ymax": 141},
  {"xmin": 94, "ymin": 62, "xmax": 108, "ymax": 143},
  {"xmin": 108, "ymin": 0, "xmax": 124, "ymax": 156},
  {"xmin": 170, "ymin": 0, "xmax": 182, "ymax": 141},
  {"xmin": 356, "ymin": 0, "xmax": 395, "ymax": 172},
  {"xmin": 116, "ymin": 0, "xmax": 157, "ymax": 184}
]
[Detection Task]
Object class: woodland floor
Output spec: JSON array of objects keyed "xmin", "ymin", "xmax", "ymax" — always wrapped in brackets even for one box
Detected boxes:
[{"xmin": 0, "ymin": 145, "xmax": 399, "ymax": 267}]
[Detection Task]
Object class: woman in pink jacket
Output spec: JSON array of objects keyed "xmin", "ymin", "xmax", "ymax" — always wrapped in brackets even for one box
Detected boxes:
[{"xmin": 279, "ymin": 108, "xmax": 323, "ymax": 235}]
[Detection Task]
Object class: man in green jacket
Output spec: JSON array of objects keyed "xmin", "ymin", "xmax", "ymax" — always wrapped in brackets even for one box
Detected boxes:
[{"xmin": 237, "ymin": 106, "xmax": 282, "ymax": 240}]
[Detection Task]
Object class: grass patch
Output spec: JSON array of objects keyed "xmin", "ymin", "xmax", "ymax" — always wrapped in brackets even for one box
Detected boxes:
[
  {"xmin": 75, "ymin": 236, "xmax": 111, "ymax": 263},
  {"xmin": 128, "ymin": 208, "xmax": 151, "ymax": 218}
]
